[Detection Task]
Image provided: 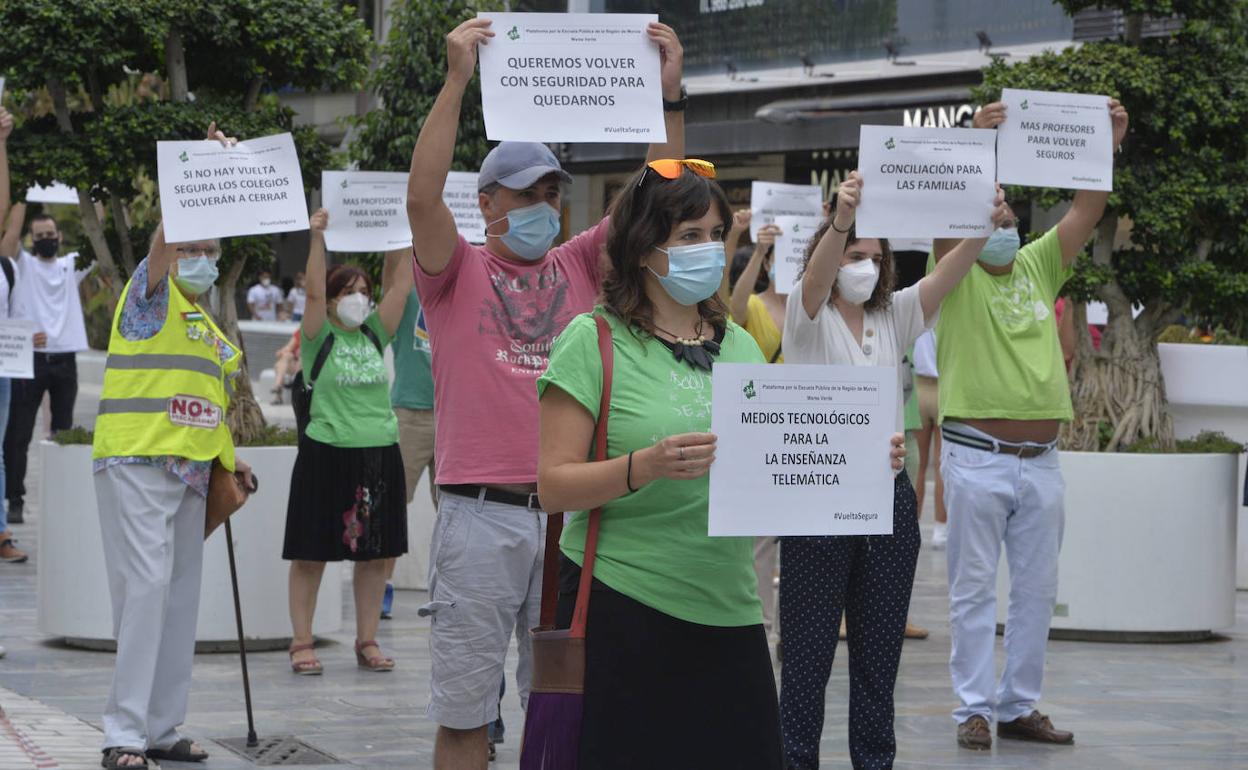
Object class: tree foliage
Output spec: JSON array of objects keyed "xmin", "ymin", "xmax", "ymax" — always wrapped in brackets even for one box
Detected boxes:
[{"xmin": 973, "ymin": 1, "xmax": 1248, "ymax": 450}]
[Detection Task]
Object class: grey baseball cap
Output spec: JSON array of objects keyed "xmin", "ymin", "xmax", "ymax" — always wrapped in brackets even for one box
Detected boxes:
[{"xmin": 477, "ymin": 142, "xmax": 573, "ymax": 191}]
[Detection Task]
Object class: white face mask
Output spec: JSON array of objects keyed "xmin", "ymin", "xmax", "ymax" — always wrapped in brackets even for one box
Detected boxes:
[
  {"xmin": 836, "ymin": 259, "xmax": 879, "ymax": 305},
  {"xmin": 335, "ymin": 293, "xmax": 370, "ymax": 328},
  {"xmin": 260, "ymin": 278, "xmax": 271, "ymax": 287}
]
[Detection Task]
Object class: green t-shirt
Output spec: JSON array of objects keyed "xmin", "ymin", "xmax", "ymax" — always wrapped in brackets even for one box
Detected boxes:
[
  {"xmin": 302, "ymin": 314, "xmax": 399, "ymax": 448},
  {"xmin": 929, "ymin": 227, "xmax": 1074, "ymax": 423},
  {"xmin": 390, "ymin": 290, "xmax": 435, "ymax": 410},
  {"xmin": 537, "ymin": 310, "xmax": 765, "ymax": 628}
]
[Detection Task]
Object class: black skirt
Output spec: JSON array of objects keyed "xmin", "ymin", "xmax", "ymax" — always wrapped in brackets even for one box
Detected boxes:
[
  {"xmin": 282, "ymin": 436, "xmax": 408, "ymax": 562},
  {"xmin": 556, "ymin": 555, "xmax": 784, "ymax": 770}
]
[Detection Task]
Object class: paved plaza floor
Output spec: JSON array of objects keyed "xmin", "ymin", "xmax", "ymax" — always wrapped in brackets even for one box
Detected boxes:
[{"xmin": 1, "ymin": 362, "xmax": 1246, "ymax": 767}]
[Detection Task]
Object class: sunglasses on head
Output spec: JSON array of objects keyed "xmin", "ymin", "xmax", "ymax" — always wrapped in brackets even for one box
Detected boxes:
[{"xmin": 637, "ymin": 158, "xmax": 717, "ymax": 189}]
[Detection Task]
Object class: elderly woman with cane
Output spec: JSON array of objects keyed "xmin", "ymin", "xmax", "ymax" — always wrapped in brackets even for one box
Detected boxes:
[{"xmin": 92, "ymin": 124, "xmax": 255, "ymax": 769}]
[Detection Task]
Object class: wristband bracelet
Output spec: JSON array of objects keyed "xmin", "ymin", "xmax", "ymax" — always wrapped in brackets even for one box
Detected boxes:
[
  {"xmin": 831, "ymin": 219, "xmax": 852, "ymax": 234},
  {"xmin": 626, "ymin": 450, "xmax": 638, "ymax": 493}
]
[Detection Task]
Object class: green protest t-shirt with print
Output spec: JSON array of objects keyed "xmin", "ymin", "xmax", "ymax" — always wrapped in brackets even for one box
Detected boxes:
[
  {"xmin": 537, "ymin": 310, "xmax": 765, "ymax": 628},
  {"xmin": 390, "ymin": 290, "xmax": 435, "ymax": 410},
  {"xmin": 302, "ymin": 313, "xmax": 399, "ymax": 448},
  {"xmin": 928, "ymin": 227, "xmax": 1074, "ymax": 423}
]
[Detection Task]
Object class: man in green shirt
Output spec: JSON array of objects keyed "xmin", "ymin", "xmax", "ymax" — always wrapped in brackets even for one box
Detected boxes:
[{"xmin": 935, "ymin": 98, "xmax": 1129, "ymax": 752}]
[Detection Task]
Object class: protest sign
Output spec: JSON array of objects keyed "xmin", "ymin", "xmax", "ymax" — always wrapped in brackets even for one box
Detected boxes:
[
  {"xmin": 476, "ymin": 12, "xmax": 665, "ymax": 143},
  {"xmin": 771, "ymin": 215, "xmax": 824, "ymax": 294},
  {"xmin": 997, "ymin": 88, "xmax": 1113, "ymax": 191},
  {"xmin": 709, "ymin": 363, "xmax": 897, "ymax": 536},
  {"xmin": 25, "ymin": 182, "xmax": 80, "ymax": 205},
  {"xmin": 323, "ymin": 171, "xmax": 410, "ymax": 253},
  {"xmin": 0, "ymin": 320, "xmax": 35, "ymax": 379},
  {"xmin": 856, "ymin": 125, "xmax": 997, "ymax": 238},
  {"xmin": 157, "ymin": 132, "xmax": 308, "ymax": 242},
  {"xmin": 443, "ymin": 171, "xmax": 485, "ymax": 244},
  {"xmin": 749, "ymin": 181, "xmax": 823, "ymax": 240}
]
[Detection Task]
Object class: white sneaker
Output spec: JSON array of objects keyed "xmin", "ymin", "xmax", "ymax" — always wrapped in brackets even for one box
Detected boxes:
[{"xmin": 931, "ymin": 523, "xmax": 948, "ymax": 550}]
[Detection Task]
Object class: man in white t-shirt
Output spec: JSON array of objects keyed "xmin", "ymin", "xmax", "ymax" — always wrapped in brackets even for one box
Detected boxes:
[
  {"xmin": 0, "ymin": 208, "xmax": 95, "ymax": 522},
  {"xmin": 246, "ymin": 270, "xmax": 283, "ymax": 321},
  {"xmin": 286, "ymin": 271, "xmax": 307, "ymax": 321}
]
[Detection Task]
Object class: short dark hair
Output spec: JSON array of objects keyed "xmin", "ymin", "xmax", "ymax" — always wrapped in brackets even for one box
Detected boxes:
[
  {"xmin": 30, "ymin": 213, "xmax": 56, "ymax": 228},
  {"xmin": 801, "ymin": 219, "xmax": 896, "ymax": 312},
  {"xmin": 325, "ymin": 264, "xmax": 373, "ymax": 301},
  {"xmin": 601, "ymin": 166, "xmax": 732, "ymax": 335}
]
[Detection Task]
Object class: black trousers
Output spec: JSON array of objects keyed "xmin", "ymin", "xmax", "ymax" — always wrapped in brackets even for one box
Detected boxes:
[
  {"xmin": 5, "ymin": 352, "xmax": 77, "ymax": 504},
  {"xmin": 779, "ymin": 471, "xmax": 921, "ymax": 770}
]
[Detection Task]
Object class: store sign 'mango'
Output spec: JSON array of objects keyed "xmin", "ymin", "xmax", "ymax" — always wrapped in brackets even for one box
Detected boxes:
[{"xmin": 903, "ymin": 103, "xmax": 976, "ymax": 128}]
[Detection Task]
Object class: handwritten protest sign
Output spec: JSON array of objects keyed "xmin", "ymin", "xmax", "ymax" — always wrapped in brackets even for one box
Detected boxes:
[
  {"xmin": 856, "ymin": 125, "xmax": 997, "ymax": 239},
  {"xmin": 476, "ymin": 12, "xmax": 664, "ymax": 143},
  {"xmin": 771, "ymin": 215, "xmax": 824, "ymax": 294},
  {"xmin": 997, "ymin": 88, "xmax": 1113, "ymax": 191},
  {"xmin": 709, "ymin": 363, "xmax": 897, "ymax": 536},
  {"xmin": 443, "ymin": 171, "xmax": 485, "ymax": 244},
  {"xmin": 0, "ymin": 320, "xmax": 35, "ymax": 379},
  {"xmin": 749, "ymin": 181, "xmax": 823, "ymax": 240},
  {"xmin": 157, "ymin": 132, "xmax": 308, "ymax": 242}
]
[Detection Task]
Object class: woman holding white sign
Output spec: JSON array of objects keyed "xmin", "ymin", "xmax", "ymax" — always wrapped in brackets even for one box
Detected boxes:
[
  {"xmin": 537, "ymin": 159, "xmax": 909, "ymax": 768},
  {"xmin": 282, "ymin": 209, "xmax": 411, "ymax": 676},
  {"xmin": 779, "ymin": 171, "xmax": 1011, "ymax": 770}
]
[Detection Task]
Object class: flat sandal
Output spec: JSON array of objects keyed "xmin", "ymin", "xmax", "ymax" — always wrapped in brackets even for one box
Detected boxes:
[{"xmin": 289, "ymin": 642, "xmax": 323, "ymax": 675}]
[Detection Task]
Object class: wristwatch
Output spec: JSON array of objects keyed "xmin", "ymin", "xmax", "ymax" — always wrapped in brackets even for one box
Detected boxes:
[{"xmin": 663, "ymin": 85, "xmax": 688, "ymax": 113}]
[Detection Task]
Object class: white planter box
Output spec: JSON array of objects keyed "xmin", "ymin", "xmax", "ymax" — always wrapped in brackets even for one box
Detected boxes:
[
  {"xmin": 38, "ymin": 443, "xmax": 342, "ymax": 650},
  {"xmin": 1158, "ymin": 343, "xmax": 1248, "ymax": 589},
  {"xmin": 996, "ymin": 451, "xmax": 1237, "ymax": 637}
]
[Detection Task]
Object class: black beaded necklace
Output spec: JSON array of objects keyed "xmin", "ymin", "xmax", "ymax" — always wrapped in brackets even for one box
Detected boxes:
[{"xmin": 651, "ymin": 319, "xmax": 723, "ymax": 372}]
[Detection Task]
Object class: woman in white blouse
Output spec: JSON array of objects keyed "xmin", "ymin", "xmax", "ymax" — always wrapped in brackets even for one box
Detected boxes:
[{"xmin": 778, "ymin": 171, "xmax": 1011, "ymax": 770}]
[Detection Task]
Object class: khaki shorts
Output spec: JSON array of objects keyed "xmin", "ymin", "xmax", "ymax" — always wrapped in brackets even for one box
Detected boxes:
[
  {"xmin": 395, "ymin": 407, "xmax": 436, "ymax": 507},
  {"xmin": 420, "ymin": 491, "xmax": 545, "ymax": 729}
]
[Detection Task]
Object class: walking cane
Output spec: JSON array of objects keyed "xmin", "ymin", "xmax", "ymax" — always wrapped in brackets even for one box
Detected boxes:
[{"xmin": 224, "ymin": 472, "xmax": 259, "ymax": 748}]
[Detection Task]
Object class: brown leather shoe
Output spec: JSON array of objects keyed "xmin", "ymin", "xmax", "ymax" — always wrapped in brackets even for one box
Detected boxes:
[
  {"xmin": 0, "ymin": 537, "xmax": 27, "ymax": 563},
  {"xmin": 998, "ymin": 711, "xmax": 1074, "ymax": 745},
  {"xmin": 957, "ymin": 715, "xmax": 992, "ymax": 750}
]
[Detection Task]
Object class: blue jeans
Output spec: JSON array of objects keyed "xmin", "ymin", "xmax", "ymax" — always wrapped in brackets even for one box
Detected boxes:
[{"xmin": 0, "ymin": 377, "xmax": 11, "ymax": 533}]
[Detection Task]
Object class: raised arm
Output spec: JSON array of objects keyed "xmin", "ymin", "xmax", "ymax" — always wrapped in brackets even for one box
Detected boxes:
[
  {"xmin": 407, "ymin": 19, "xmax": 494, "ymax": 277},
  {"xmin": 301, "ymin": 208, "xmax": 329, "ymax": 341},
  {"xmin": 800, "ymin": 172, "xmax": 861, "ymax": 320},
  {"xmin": 0, "ymin": 108, "xmax": 11, "ymax": 235},
  {"xmin": 731, "ymin": 223, "xmax": 779, "ymax": 324},
  {"xmin": 917, "ymin": 186, "xmax": 1010, "ymax": 320},
  {"xmin": 644, "ymin": 22, "xmax": 685, "ymax": 163},
  {"xmin": 720, "ymin": 209, "xmax": 748, "ymax": 305},
  {"xmin": 0, "ymin": 202, "xmax": 21, "ymax": 259},
  {"xmin": 378, "ymin": 248, "xmax": 413, "ymax": 337}
]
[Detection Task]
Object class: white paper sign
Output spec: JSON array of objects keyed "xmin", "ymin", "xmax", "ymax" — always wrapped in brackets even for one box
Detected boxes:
[
  {"xmin": 856, "ymin": 125, "xmax": 997, "ymax": 238},
  {"xmin": 0, "ymin": 77, "xmax": 5, "ymax": 105},
  {"xmin": 750, "ymin": 181, "xmax": 823, "ymax": 240},
  {"xmin": 709, "ymin": 363, "xmax": 897, "ymax": 536},
  {"xmin": 0, "ymin": 320, "xmax": 35, "ymax": 379},
  {"xmin": 771, "ymin": 215, "xmax": 824, "ymax": 294},
  {"xmin": 476, "ymin": 12, "xmax": 665, "ymax": 143},
  {"xmin": 322, "ymin": 171, "xmax": 410, "ymax": 253},
  {"xmin": 25, "ymin": 182, "xmax": 80, "ymax": 205},
  {"xmin": 157, "ymin": 132, "xmax": 309, "ymax": 242},
  {"xmin": 444, "ymin": 171, "xmax": 486, "ymax": 245},
  {"xmin": 997, "ymin": 88, "xmax": 1112, "ymax": 191}
]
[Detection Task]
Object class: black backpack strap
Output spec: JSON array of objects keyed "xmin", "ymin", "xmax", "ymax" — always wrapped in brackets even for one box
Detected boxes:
[
  {"xmin": 0, "ymin": 257, "xmax": 14, "ymax": 305},
  {"xmin": 359, "ymin": 323, "xmax": 384, "ymax": 355},
  {"xmin": 769, "ymin": 343, "xmax": 783, "ymax": 364},
  {"xmin": 308, "ymin": 333, "xmax": 336, "ymax": 387}
]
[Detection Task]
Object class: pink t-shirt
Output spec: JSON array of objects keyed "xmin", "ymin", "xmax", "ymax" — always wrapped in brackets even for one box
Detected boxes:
[{"xmin": 415, "ymin": 220, "xmax": 608, "ymax": 485}]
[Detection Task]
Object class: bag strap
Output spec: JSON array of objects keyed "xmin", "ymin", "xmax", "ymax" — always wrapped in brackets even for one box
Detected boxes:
[
  {"xmin": 359, "ymin": 322, "xmax": 384, "ymax": 355},
  {"xmin": 308, "ymin": 333, "xmax": 335, "ymax": 387},
  {"xmin": 0, "ymin": 257, "xmax": 14, "ymax": 305},
  {"xmin": 536, "ymin": 314, "xmax": 614, "ymax": 634},
  {"xmin": 768, "ymin": 342, "xmax": 782, "ymax": 364}
]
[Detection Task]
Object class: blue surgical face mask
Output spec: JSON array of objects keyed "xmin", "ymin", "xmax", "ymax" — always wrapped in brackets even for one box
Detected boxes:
[
  {"xmin": 174, "ymin": 256, "xmax": 219, "ymax": 296},
  {"xmin": 649, "ymin": 241, "xmax": 726, "ymax": 306},
  {"xmin": 487, "ymin": 202, "xmax": 561, "ymax": 261},
  {"xmin": 979, "ymin": 227, "xmax": 1021, "ymax": 267}
]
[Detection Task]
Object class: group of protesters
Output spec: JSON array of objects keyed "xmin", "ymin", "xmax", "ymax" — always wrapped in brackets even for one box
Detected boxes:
[{"xmin": 0, "ymin": 14, "xmax": 1133, "ymax": 770}]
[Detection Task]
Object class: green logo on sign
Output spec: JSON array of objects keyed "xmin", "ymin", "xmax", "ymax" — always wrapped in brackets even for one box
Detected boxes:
[
  {"xmin": 341, "ymin": 179, "xmax": 349, "ymax": 189},
  {"xmin": 885, "ymin": 137, "xmax": 896, "ymax": 150},
  {"xmin": 179, "ymin": 151, "xmax": 189, "ymax": 162},
  {"xmin": 1021, "ymin": 99, "xmax": 1030, "ymax": 110},
  {"xmin": 743, "ymin": 380, "xmax": 757, "ymax": 399},
  {"xmin": 792, "ymin": 223, "xmax": 801, "ymax": 232},
  {"xmin": 507, "ymin": 25, "xmax": 520, "ymax": 40}
]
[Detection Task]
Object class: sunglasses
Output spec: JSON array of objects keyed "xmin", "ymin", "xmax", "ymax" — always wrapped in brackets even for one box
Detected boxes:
[{"xmin": 637, "ymin": 158, "xmax": 717, "ymax": 190}]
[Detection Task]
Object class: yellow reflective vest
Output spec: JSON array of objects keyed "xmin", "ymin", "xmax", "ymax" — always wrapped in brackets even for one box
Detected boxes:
[{"xmin": 93, "ymin": 273, "xmax": 241, "ymax": 471}]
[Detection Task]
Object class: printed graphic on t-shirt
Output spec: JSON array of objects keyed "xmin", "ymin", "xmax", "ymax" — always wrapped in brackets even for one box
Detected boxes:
[
  {"xmin": 987, "ymin": 273, "xmax": 1051, "ymax": 333},
  {"xmin": 413, "ymin": 307, "xmax": 431, "ymax": 354},
  {"xmin": 334, "ymin": 336, "xmax": 388, "ymax": 387},
  {"xmin": 668, "ymin": 368, "xmax": 713, "ymax": 423},
  {"xmin": 481, "ymin": 262, "xmax": 570, "ymax": 377}
]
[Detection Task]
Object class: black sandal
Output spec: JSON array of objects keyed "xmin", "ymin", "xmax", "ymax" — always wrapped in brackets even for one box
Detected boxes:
[
  {"xmin": 146, "ymin": 737, "xmax": 209, "ymax": 762},
  {"xmin": 101, "ymin": 746, "xmax": 148, "ymax": 768}
]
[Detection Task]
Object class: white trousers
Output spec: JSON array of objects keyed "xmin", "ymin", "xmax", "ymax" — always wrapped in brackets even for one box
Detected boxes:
[
  {"xmin": 96, "ymin": 463, "xmax": 206, "ymax": 750},
  {"xmin": 941, "ymin": 423, "xmax": 1065, "ymax": 724}
]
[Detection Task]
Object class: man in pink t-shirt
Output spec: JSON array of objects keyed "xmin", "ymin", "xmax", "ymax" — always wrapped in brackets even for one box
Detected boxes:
[{"xmin": 407, "ymin": 17, "xmax": 688, "ymax": 767}]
